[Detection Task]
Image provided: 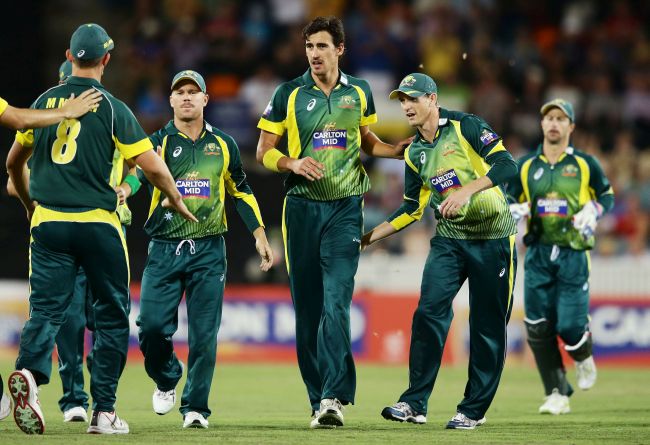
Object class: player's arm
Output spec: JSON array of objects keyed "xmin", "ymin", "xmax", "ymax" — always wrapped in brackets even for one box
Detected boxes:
[
  {"xmin": 586, "ymin": 154, "xmax": 614, "ymax": 214},
  {"xmin": 0, "ymin": 90, "xmax": 102, "ymax": 130},
  {"xmin": 5, "ymin": 137, "xmax": 35, "ymax": 219},
  {"xmin": 115, "ymin": 166, "xmax": 141, "ymax": 204},
  {"xmin": 256, "ymin": 129, "xmax": 325, "ymax": 181},
  {"xmin": 359, "ymin": 126, "xmax": 411, "ymax": 159},
  {"xmin": 225, "ymin": 136, "xmax": 273, "ymax": 271},
  {"xmin": 440, "ymin": 116, "xmax": 518, "ymax": 218},
  {"xmin": 506, "ymin": 156, "xmax": 532, "ymax": 221},
  {"xmin": 362, "ymin": 151, "xmax": 430, "ymax": 249}
]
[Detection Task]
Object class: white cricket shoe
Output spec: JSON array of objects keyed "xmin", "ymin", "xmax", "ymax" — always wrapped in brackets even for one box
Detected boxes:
[
  {"xmin": 313, "ymin": 398, "xmax": 344, "ymax": 428},
  {"xmin": 381, "ymin": 401, "xmax": 427, "ymax": 424},
  {"xmin": 87, "ymin": 410, "xmax": 129, "ymax": 434},
  {"xmin": 153, "ymin": 388, "xmax": 176, "ymax": 415},
  {"xmin": 538, "ymin": 388, "xmax": 570, "ymax": 415},
  {"xmin": 183, "ymin": 411, "xmax": 209, "ymax": 428},
  {"xmin": 0, "ymin": 391, "xmax": 12, "ymax": 421},
  {"xmin": 63, "ymin": 406, "xmax": 88, "ymax": 422},
  {"xmin": 575, "ymin": 356, "xmax": 597, "ymax": 390},
  {"xmin": 8, "ymin": 369, "xmax": 45, "ymax": 434},
  {"xmin": 309, "ymin": 409, "xmax": 336, "ymax": 429},
  {"xmin": 445, "ymin": 412, "xmax": 487, "ymax": 429}
]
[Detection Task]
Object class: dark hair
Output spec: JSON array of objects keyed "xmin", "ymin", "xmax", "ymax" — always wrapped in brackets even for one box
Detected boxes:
[
  {"xmin": 302, "ymin": 16, "xmax": 345, "ymax": 48},
  {"xmin": 73, "ymin": 57, "xmax": 103, "ymax": 68}
]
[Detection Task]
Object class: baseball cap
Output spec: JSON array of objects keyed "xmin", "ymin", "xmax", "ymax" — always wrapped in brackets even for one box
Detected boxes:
[
  {"xmin": 389, "ymin": 73, "xmax": 438, "ymax": 99},
  {"xmin": 540, "ymin": 98, "xmax": 575, "ymax": 122},
  {"xmin": 59, "ymin": 60, "xmax": 72, "ymax": 82},
  {"xmin": 70, "ymin": 23, "xmax": 114, "ymax": 61},
  {"xmin": 171, "ymin": 70, "xmax": 207, "ymax": 93}
]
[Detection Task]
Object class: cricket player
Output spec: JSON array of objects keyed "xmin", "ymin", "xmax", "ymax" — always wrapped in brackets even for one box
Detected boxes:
[
  {"xmin": 5, "ymin": 23, "xmax": 195, "ymax": 435},
  {"xmin": 508, "ymin": 99, "xmax": 614, "ymax": 415},
  {"xmin": 0, "ymin": 62, "xmax": 102, "ymax": 427},
  {"xmin": 5, "ymin": 60, "xmax": 141, "ymax": 424},
  {"xmin": 256, "ymin": 16, "xmax": 407, "ymax": 428},
  {"xmin": 137, "ymin": 69, "xmax": 273, "ymax": 429},
  {"xmin": 363, "ymin": 73, "xmax": 518, "ymax": 430}
]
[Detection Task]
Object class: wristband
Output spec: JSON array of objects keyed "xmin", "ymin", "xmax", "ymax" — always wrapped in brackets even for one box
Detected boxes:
[
  {"xmin": 123, "ymin": 174, "xmax": 141, "ymax": 195},
  {"xmin": 262, "ymin": 148, "xmax": 286, "ymax": 172}
]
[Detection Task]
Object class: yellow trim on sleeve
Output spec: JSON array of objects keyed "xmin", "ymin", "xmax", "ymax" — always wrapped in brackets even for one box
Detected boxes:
[
  {"xmin": 486, "ymin": 140, "xmax": 507, "ymax": 157},
  {"xmin": 219, "ymin": 136, "xmax": 265, "ymax": 229},
  {"xmin": 390, "ymin": 186, "xmax": 432, "ymax": 231},
  {"xmin": 519, "ymin": 157, "xmax": 534, "ymax": 203},
  {"xmin": 30, "ymin": 206, "xmax": 130, "ymax": 282},
  {"xmin": 0, "ymin": 97, "xmax": 8, "ymax": 116},
  {"xmin": 350, "ymin": 84, "xmax": 378, "ymax": 127},
  {"xmin": 15, "ymin": 129, "xmax": 34, "ymax": 148},
  {"xmin": 285, "ymin": 87, "xmax": 302, "ymax": 158},
  {"xmin": 114, "ymin": 136, "xmax": 153, "ymax": 160},
  {"xmin": 403, "ymin": 145, "xmax": 418, "ymax": 173},
  {"xmin": 575, "ymin": 156, "xmax": 591, "ymax": 206},
  {"xmin": 257, "ymin": 117, "xmax": 286, "ymax": 137},
  {"xmin": 147, "ymin": 136, "xmax": 168, "ymax": 218},
  {"xmin": 360, "ymin": 113, "xmax": 378, "ymax": 127}
]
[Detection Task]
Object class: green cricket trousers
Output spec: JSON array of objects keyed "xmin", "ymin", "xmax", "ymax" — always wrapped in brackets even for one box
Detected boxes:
[
  {"xmin": 137, "ymin": 235, "xmax": 226, "ymax": 418},
  {"xmin": 283, "ymin": 195, "xmax": 363, "ymax": 411},
  {"xmin": 399, "ymin": 235, "xmax": 516, "ymax": 421},
  {"xmin": 16, "ymin": 206, "xmax": 130, "ymax": 412}
]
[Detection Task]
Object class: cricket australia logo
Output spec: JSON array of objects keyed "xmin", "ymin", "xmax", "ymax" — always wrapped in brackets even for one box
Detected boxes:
[
  {"xmin": 400, "ymin": 75, "xmax": 417, "ymax": 87},
  {"xmin": 312, "ymin": 122, "xmax": 347, "ymax": 150},
  {"xmin": 176, "ymin": 170, "xmax": 210, "ymax": 199},
  {"xmin": 204, "ymin": 143, "xmax": 221, "ymax": 156},
  {"xmin": 337, "ymin": 95, "xmax": 356, "ymax": 109}
]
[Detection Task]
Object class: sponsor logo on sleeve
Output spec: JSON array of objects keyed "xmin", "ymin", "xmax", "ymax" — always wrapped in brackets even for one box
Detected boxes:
[
  {"xmin": 479, "ymin": 129, "xmax": 499, "ymax": 146},
  {"xmin": 536, "ymin": 192, "xmax": 568, "ymax": 217},
  {"xmin": 429, "ymin": 169, "xmax": 462, "ymax": 194},
  {"xmin": 312, "ymin": 122, "xmax": 347, "ymax": 150}
]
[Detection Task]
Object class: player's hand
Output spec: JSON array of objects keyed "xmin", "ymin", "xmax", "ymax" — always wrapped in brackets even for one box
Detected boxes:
[
  {"xmin": 360, "ymin": 232, "xmax": 373, "ymax": 251},
  {"xmin": 439, "ymin": 187, "xmax": 472, "ymax": 219},
  {"xmin": 572, "ymin": 200, "xmax": 602, "ymax": 240},
  {"xmin": 156, "ymin": 145, "xmax": 162, "ymax": 156},
  {"xmin": 287, "ymin": 157, "xmax": 325, "ymax": 181},
  {"xmin": 509, "ymin": 202, "xmax": 531, "ymax": 222},
  {"xmin": 62, "ymin": 89, "xmax": 103, "ymax": 119},
  {"xmin": 161, "ymin": 195, "xmax": 199, "ymax": 222},
  {"xmin": 114, "ymin": 184, "xmax": 132, "ymax": 204},
  {"xmin": 393, "ymin": 135, "xmax": 414, "ymax": 159},
  {"xmin": 253, "ymin": 228, "xmax": 273, "ymax": 272}
]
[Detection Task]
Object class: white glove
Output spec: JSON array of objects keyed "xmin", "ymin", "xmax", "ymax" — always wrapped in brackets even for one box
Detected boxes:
[
  {"xmin": 509, "ymin": 202, "xmax": 530, "ymax": 222},
  {"xmin": 572, "ymin": 200, "xmax": 603, "ymax": 239}
]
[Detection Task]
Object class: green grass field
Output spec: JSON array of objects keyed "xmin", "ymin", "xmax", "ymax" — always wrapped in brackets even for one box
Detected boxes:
[{"xmin": 0, "ymin": 360, "xmax": 649, "ymax": 444}]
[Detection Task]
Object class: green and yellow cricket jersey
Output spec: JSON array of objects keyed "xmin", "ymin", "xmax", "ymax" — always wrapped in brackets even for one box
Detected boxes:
[
  {"xmin": 388, "ymin": 108, "xmax": 517, "ymax": 239},
  {"xmin": 143, "ymin": 120, "xmax": 264, "ymax": 240},
  {"xmin": 16, "ymin": 76, "xmax": 152, "ymax": 211},
  {"xmin": 257, "ymin": 69, "xmax": 377, "ymax": 201},
  {"xmin": 0, "ymin": 96, "xmax": 8, "ymax": 116},
  {"xmin": 509, "ymin": 146, "xmax": 614, "ymax": 250}
]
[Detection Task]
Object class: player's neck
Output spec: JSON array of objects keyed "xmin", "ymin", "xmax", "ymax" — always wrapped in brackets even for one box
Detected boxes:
[
  {"xmin": 417, "ymin": 110, "xmax": 440, "ymax": 143},
  {"xmin": 70, "ymin": 67, "xmax": 103, "ymax": 83},
  {"xmin": 311, "ymin": 67, "xmax": 339, "ymax": 96},
  {"xmin": 174, "ymin": 116, "xmax": 204, "ymax": 141},
  {"xmin": 542, "ymin": 140, "xmax": 569, "ymax": 164}
]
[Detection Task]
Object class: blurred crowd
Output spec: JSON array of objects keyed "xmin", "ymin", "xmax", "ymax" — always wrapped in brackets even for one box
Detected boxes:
[{"xmin": 115, "ymin": 0, "xmax": 649, "ymax": 256}]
